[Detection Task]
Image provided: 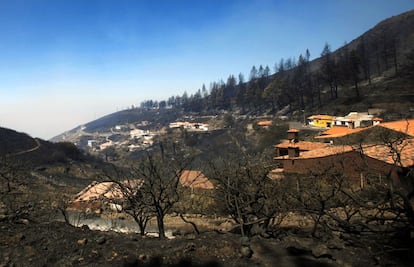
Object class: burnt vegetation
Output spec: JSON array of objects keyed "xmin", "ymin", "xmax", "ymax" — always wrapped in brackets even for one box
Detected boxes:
[
  {"xmin": 140, "ymin": 10, "xmax": 414, "ymax": 121},
  {"xmin": 1, "ymin": 9, "xmax": 414, "ymax": 267}
]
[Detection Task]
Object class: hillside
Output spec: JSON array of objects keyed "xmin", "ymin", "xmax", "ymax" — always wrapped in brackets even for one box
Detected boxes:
[
  {"xmin": 53, "ymin": 9, "xmax": 414, "ymax": 147},
  {"xmin": 3, "ymin": 7, "xmax": 414, "ymax": 267},
  {"xmin": 51, "ymin": 108, "xmax": 182, "ymax": 143},
  {"xmin": 136, "ymin": 9, "xmax": 414, "ymax": 118},
  {"xmin": 0, "ymin": 127, "xmax": 107, "ymax": 188},
  {"xmin": 0, "ymin": 127, "xmax": 39, "ymax": 155},
  {"xmin": 309, "ymin": 9, "xmax": 414, "ymax": 73}
]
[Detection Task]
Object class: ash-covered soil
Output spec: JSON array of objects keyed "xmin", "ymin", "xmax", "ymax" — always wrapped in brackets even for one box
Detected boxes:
[
  {"xmin": 1, "ymin": 219, "xmax": 242, "ymax": 267},
  {"xmin": 0, "ymin": 219, "xmax": 338, "ymax": 267},
  {"xmin": 0, "ymin": 211, "xmax": 395, "ymax": 267},
  {"xmin": 0, "ymin": 178, "xmax": 412, "ymax": 266}
]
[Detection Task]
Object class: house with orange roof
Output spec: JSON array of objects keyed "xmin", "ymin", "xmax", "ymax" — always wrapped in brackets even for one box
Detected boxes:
[
  {"xmin": 275, "ymin": 129, "xmax": 329, "ymax": 157},
  {"xmin": 69, "ymin": 170, "xmax": 214, "ymax": 213},
  {"xmin": 273, "ymin": 126, "xmax": 414, "ymax": 187},
  {"xmin": 179, "ymin": 170, "xmax": 214, "ymax": 190},
  {"xmin": 315, "ymin": 118, "xmax": 414, "ymax": 141},
  {"xmin": 362, "ymin": 139, "xmax": 414, "ymax": 168},
  {"xmin": 257, "ymin": 120, "xmax": 272, "ymax": 127},
  {"xmin": 377, "ymin": 119, "xmax": 414, "ymax": 137},
  {"xmin": 274, "ymin": 141, "xmax": 413, "ymax": 186},
  {"xmin": 315, "ymin": 127, "xmax": 366, "ymax": 140},
  {"xmin": 68, "ymin": 179, "xmax": 143, "ymax": 212}
]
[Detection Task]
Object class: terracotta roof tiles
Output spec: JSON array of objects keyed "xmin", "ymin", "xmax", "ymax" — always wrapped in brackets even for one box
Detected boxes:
[
  {"xmin": 275, "ymin": 140, "xmax": 329, "ymax": 150},
  {"xmin": 180, "ymin": 170, "xmax": 214, "ymax": 189},
  {"xmin": 315, "ymin": 119, "xmax": 414, "ymax": 139},
  {"xmin": 275, "ymin": 145, "xmax": 355, "ymax": 159},
  {"xmin": 276, "ymin": 140, "xmax": 414, "ymax": 168},
  {"xmin": 298, "ymin": 145, "xmax": 355, "ymax": 159},
  {"xmin": 73, "ymin": 180, "xmax": 143, "ymax": 202},
  {"xmin": 308, "ymin": 115, "xmax": 334, "ymax": 120},
  {"xmin": 287, "ymin": 129, "xmax": 300, "ymax": 133},
  {"xmin": 315, "ymin": 127, "xmax": 366, "ymax": 139},
  {"xmin": 257, "ymin": 120, "xmax": 272, "ymax": 126},
  {"xmin": 362, "ymin": 139, "xmax": 414, "ymax": 167},
  {"xmin": 378, "ymin": 119, "xmax": 414, "ymax": 137}
]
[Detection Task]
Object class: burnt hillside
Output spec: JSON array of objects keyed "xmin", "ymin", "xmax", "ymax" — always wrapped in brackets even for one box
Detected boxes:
[{"xmin": 140, "ymin": 9, "xmax": 414, "ymax": 119}]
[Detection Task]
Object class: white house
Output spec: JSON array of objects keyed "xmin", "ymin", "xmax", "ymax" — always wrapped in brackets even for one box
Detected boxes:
[
  {"xmin": 169, "ymin": 122, "xmax": 186, "ymax": 128},
  {"xmin": 169, "ymin": 121, "xmax": 209, "ymax": 131},
  {"xmin": 333, "ymin": 112, "xmax": 374, "ymax": 128}
]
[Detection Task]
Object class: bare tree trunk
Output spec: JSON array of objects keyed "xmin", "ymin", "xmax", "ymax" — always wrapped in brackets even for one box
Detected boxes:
[
  {"xmin": 235, "ymin": 196, "xmax": 245, "ymax": 237},
  {"xmin": 180, "ymin": 214, "xmax": 200, "ymax": 235},
  {"xmin": 132, "ymin": 216, "xmax": 148, "ymax": 236},
  {"xmin": 156, "ymin": 210, "xmax": 166, "ymax": 239},
  {"xmin": 312, "ymin": 202, "xmax": 325, "ymax": 237}
]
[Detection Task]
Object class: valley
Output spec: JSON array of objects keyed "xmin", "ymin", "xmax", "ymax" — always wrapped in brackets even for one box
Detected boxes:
[{"xmin": 1, "ymin": 7, "xmax": 414, "ymax": 267}]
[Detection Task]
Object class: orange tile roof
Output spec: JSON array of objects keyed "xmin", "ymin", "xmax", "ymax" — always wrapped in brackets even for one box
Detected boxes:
[
  {"xmin": 275, "ymin": 145, "xmax": 355, "ymax": 159},
  {"xmin": 377, "ymin": 119, "xmax": 414, "ymax": 137},
  {"xmin": 275, "ymin": 140, "xmax": 414, "ymax": 168},
  {"xmin": 73, "ymin": 180, "xmax": 143, "ymax": 202},
  {"xmin": 315, "ymin": 126, "xmax": 366, "ymax": 139},
  {"xmin": 257, "ymin": 120, "xmax": 272, "ymax": 126},
  {"xmin": 298, "ymin": 145, "xmax": 355, "ymax": 158},
  {"xmin": 308, "ymin": 115, "xmax": 334, "ymax": 120},
  {"xmin": 75, "ymin": 182, "xmax": 122, "ymax": 202},
  {"xmin": 180, "ymin": 170, "xmax": 214, "ymax": 189},
  {"xmin": 362, "ymin": 139, "xmax": 414, "ymax": 167},
  {"xmin": 275, "ymin": 140, "xmax": 329, "ymax": 150},
  {"xmin": 315, "ymin": 119, "xmax": 414, "ymax": 139},
  {"xmin": 287, "ymin": 129, "xmax": 299, "ymax": 133}
]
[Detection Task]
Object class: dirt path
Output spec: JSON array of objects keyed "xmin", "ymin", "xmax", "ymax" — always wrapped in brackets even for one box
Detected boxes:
[{"xmin": 11, "ymin": 138, "xmax": 41, "ymax": 156}]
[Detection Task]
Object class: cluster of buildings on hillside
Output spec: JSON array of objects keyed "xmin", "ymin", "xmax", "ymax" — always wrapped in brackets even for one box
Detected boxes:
[
  {"xmin": 169, "ymin": 121, "xmax": 209, "ymax": 131},
  {"xmin": 70, "ymin": 113, "xmax": 414, "ymax": 216},
  {"xmin": 307, "ymin": 111, "xmax": 382, "ymax": 129},
  {"xmin": 272, "ymin": 118, "xmax": 414, "ymax": 189},
  {"xmin": 85, "ymin": 120, "xmax": 210, "ymax": 154},
  {"xmin": 86, "ymin": 124, "xmax": 156, "ymax": 153}
]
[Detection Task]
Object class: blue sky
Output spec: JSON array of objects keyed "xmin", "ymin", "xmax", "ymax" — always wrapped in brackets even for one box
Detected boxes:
[{"xmin": 0, "ymin": 0, "xmax": 413, "ymax": 139}]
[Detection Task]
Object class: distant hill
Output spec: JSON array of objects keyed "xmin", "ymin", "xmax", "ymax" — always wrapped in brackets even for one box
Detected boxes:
[
  {"xmin": 54, "ymin": 9, "xmax": 414, "ymax": 142},
  {"xmin": 0, "ymin": 127, "xmax": 83, "ymax": 167},
  {"xmin": 0, "ymin": 126, "xmax": 111, "ymax": 188},
  {"xmin": 0, "ymin": 127, "xmax": 39, "ymax": 155},
  {"xmin": 51, "ymin": 108, "xmax": 182, "ymax": 142},
  {"xmin": 84, "ymin": 108, "xmax": 181, "ymax": 133}
]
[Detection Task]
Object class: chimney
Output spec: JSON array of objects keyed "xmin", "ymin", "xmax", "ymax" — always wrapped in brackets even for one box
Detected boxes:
[
  {"xmin": 287, "ymin": 129, "xmax": 299, "ymax": 143},
  {"xmin": 288, "ymin": 146, "xmax": 300, "ymax": 158}
]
